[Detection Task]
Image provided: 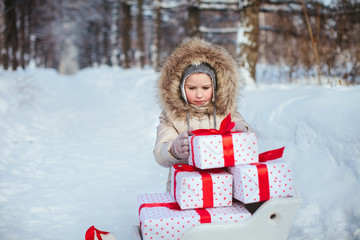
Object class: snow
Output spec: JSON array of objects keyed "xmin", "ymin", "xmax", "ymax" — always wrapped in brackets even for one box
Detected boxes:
[{"xmin": 0, "ymin": 66, "xmax": 359, "ymax": 240}]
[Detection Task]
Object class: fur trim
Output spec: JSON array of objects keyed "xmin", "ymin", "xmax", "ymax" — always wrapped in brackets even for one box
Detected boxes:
[{"xmin": 157, "ymin": 37, "xmax": 244, "ymax": 121}]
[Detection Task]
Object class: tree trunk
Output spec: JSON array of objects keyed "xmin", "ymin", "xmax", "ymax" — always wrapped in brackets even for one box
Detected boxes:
[
  {"xmin": 28, "ymin": 0, "xmax": 37, "ymax": 66},
  {"xmin": 19, "ymin": 3, "xmax": 27, "ymax": 69},
  {"xmin": 152, "ymin": 0, "xmax": 161, "ymax": 71},
  {"xmin": 4, "ymin": 0, "xmax": 19, "ymax": 70},
  {"xmin": 186, "ymin": 5, "xmax": 200, "ymax": 38},
  {"xmin": 103, "ymin": 29, "xmax": 111, "ymax": 66},
  {"xmin": 95, "ymin": 23, "xmax": 101, "ymax": 65},
  {"xmin": 237, "ymin": 1, "xmax": 259, "ymax": 83},
  {"xmin": 102, "ymin": 0, "xmax": 112, "ymax": 66},
  {"xmin": 121, "ymin": 1, "xmax": 131, "ymax": 69},
  {"xmin": 137, "ymin": 0, "xmax": 145, "ymax": 68},
  {"xmin": 0, "ymin": 2, "xmax": 4, "ymax": 67},
  {"xmin": 110, "ymin": 0, "xmax": 121, "ymax": 66}
]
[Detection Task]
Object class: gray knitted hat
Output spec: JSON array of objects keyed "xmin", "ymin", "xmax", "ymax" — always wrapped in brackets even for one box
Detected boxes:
[{"xmin": 180, "ymin": 63, "xmax": 217, "ymax": 104}]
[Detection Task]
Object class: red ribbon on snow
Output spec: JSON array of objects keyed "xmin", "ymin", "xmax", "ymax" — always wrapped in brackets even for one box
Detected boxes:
[
  {"xmin": 85, "ymin": 226, "xmax": 109, "ymax": 240},
  {"xmin": 251, "ymin": 147, "xmax": 285, "ymax": 202},
  {"xmin": 172, "ymin": 163, "xmax": 224, "ymax": 208},
  {"xmin": 139, "ymin": 201, "xmax": 211, "ymax": 224},
  {"xmin": 191, "ymin": 113, "xmax": 238, "ymax": 167}
]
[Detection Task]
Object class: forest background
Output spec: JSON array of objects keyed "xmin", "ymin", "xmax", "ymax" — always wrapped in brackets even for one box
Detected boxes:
[{"xmin": 1, "ymin": 0, "xmax": 359, "ymax": 84}]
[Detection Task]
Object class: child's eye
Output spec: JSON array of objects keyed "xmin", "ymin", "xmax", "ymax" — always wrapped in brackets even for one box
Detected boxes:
[
  {"xmin": 188, "ymin": 87, "xmax": 195, "ymax": 90},
  {"xmin": 203, "ymin": 87, "xmax": 210, "ymax": 90}
]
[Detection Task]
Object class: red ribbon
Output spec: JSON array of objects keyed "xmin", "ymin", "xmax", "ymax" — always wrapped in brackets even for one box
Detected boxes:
[
  {"xmin": 85, "ymin": 226, "xmax": 109, "ymax": 240},
  {"xmin": 139, "ymin": 201, "xmax": 211, "ymax": 224},
  {"xmin": 138, "ymin": 202, "xmax": 181, "ymax": 229},
  {"xmin": 191, "ymin": 113, "xmax": 237, "ymax": 167},
  {"xmin": 251, "ymin": 147, "xmax": 285, "ymax": 202},
  {"xmin": 172, "ymin": 164, "xmax": 223, "ymax": 208},
  {"xmin": 259, "ymin": 146, "xmax": 285, "ymax": 162},
  {"xmin": 252, "ymin": 163, "xmax": 270, "ymax": 202},
  {"xmin": 195, "ymin": 209, "xmax": 212, "ymax": 223},
  {"xmin": 139, "ymin": 202, "xmax": 181, "ymax": 215}
]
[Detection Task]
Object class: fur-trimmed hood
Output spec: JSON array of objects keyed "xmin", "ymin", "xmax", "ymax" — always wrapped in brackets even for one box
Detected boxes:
[{"xmin": 157, "ymin": 37, "xmax": 244, "ymax": 121}]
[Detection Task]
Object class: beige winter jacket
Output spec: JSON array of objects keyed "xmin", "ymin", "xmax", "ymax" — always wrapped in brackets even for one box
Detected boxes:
[{"xmin": 153, "ymin": 38, "xmax": 252, "ymax": 192}]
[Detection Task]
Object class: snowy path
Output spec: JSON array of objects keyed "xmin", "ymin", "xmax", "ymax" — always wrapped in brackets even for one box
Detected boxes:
[
  {"xmin": 0, "ymin": 68, "xmax": 166, "ymax": 239},
  {"xmin": 0, "ymin": 67, "xmax": 359, "ymax": 239}
]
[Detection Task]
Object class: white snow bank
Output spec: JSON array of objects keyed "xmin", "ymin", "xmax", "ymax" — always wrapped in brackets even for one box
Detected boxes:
[
  {"xmin": 241, "ymin": 85, "xmax": 360, "ymax": 239},
  {"xmin": 0, "ymin": 67, "xmax": 359, "ymax": 239}
]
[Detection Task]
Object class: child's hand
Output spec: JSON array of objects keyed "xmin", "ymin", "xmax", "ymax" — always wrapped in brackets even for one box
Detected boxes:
[
  {"xmin": 171, "ymin": 132, "xmax": 190, "ymax": 160},
  {"xmin": 232, "ymin": 121, "xmax": 249, "ymax": 132}
]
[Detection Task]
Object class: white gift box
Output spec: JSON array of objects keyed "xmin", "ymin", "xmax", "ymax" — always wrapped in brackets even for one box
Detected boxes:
[
  {"xmin": 227, "ymin": 159, "xmax": 295, "ymax": 204},
  {"xmin": 188, "ymin": 132, "xmax": 258, "ymax": 169},
  {"xmin": 171, "ymin": 164, "xmax": 233, "ymax": 210},
  {"xmin": 137, "ymin": 193, "xmax": 251, "ymax": 240}
]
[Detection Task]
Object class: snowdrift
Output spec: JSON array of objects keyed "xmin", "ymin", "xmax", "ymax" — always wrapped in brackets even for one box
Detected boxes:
[{"xmin": 0, "ymin": 67, "xmax": 359, "ymax": 239}]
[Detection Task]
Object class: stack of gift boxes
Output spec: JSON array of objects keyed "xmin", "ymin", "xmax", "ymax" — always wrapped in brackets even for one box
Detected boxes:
[{"xmin": 137, "ymin": 114, "xmax": 295, "ymax": 240}]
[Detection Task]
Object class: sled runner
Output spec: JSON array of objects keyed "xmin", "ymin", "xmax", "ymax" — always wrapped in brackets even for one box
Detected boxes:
[{"xmin": 133, "ymin": 189, "xmax": 302, "ymax": 240}]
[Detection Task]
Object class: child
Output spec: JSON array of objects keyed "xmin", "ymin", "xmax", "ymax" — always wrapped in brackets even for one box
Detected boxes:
[{"xmin": 153, "ymin": 37, "xmax": 253, "ymax": 192}]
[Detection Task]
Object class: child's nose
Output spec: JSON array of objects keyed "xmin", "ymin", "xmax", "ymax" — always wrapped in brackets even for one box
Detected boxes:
[{"xmin": 195, "ymin": 90, "xmax": 203, "ymax": 98}]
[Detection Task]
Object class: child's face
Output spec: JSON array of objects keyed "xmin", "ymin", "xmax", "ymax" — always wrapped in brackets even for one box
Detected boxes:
[{"xmin": 184, "ymin": 73, "xmax": 213, "ymax": 106}]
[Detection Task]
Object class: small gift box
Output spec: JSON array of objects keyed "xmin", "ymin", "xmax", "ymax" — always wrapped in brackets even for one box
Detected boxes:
[
  {"xmin": 188, "ymin": 114, "xmax": 258, "ymax": 170},
  {"xmin": 227, "ymin": 147, "xmax": 295, "ymax": 204},
  {"xmin": 137, "ymin": 192, "xmax": 251, "ymax": 240},
  {"xmin": 171, "ymin": 163, "xmax": 233, "ymax": 210}
]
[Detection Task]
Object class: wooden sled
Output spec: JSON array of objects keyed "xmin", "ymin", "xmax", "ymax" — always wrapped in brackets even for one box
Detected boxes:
[{"xmin": 133, "ymin": 191, "xmax": 302, "ymax": 240}]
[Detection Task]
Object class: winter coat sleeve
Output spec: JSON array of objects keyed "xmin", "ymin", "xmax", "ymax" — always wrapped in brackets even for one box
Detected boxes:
[{"xmin": 153, "ymin": 112, "xmax": 188, "ymax": 168}]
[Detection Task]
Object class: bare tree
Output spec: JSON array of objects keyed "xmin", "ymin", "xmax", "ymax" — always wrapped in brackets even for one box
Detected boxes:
[
  {"xmin": 102, "ymin": 0, "xmax": 113, "ymax": 66},
  {"xmin": 152, "ymin": 0, "xmax": 162, "ymax": 71},
  {"xmin": 3, "ymin": 0, "xmax": 19, "ymax": 70},
  {"xmin": 18, "ymin": 1, "xmax": 27, "ymax": 69},
  {"xmin": 186, "ymin": 0, "xmax": 200, "ymax": 37},
  {"xmin": 0, "ymin": 0, "xmax": 358, "ymax": 84},
  {"xmin": 137, "ymin": 0, "xmax": 146, "ymax": 68},
  {"xmin": 301, "ymin": 0, "xmax": 321, "ymax": 84},
  {"xmin": 238, "ymin": 0, "xmax": 260, "ymax": 83},
  {"xmin": 121, "ymin": 1, "xmax": 131, "ymax": 69}
]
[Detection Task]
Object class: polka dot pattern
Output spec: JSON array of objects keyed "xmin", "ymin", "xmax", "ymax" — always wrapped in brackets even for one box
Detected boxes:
[
  {"xmin": 170, "ymin": 167, "xmax": 233, "ymax": 210},
  {"xmin": 137, "ymin": 193, "xmax": 251, "ymax": 240},
  {"xmin": 188, "ymin": 132, "xmax": 258, "ymax": 169},
  {"xmin": 227, "ymin": 159, "xmax": 295, "ymax": 204}
]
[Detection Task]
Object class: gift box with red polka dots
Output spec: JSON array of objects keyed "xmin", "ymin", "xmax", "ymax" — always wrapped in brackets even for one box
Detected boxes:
[
  {"xmin": 137, "ymin": 192, "xmax": 251, "ymax": 240},
  {"xmin": 227, "ymin": 159, "xmax": 295, "ymax": 204},
  {"xmin": 171, "ymin": 165, "xmax": 233, "ymax": 210},
  {"xmin": 188, "ymin": 132, "xmax": 258, "ymax": 170}
]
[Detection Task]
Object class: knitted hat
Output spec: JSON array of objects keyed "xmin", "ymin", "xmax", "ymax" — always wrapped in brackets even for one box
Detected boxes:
[{"xmin": 180, "ymin": 63, "xmax": 217, "ymax": 104}]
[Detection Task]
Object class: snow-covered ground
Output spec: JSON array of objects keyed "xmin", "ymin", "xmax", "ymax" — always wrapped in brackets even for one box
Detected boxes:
[{"xmin": 0, "ymin": 67, "xmax": 359, "ymax": 240}]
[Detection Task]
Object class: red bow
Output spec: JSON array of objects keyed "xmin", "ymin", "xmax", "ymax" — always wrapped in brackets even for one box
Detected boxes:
[
  {"xmin": 191, "ymin": 113, "xmax": 235, "ymax": 136},
  {"xmin": 85, "ymin": 226, "xmax": 109, "ymax": 240},
  {"xmin": 259, "ymin": 146, "xmax": 285, "ymax": 162},
  {"xmin": 190, "ymin": 113, "xmax": 237, "ymax": 167}
]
